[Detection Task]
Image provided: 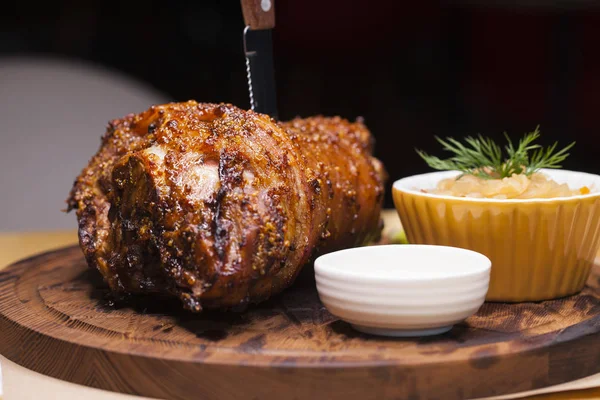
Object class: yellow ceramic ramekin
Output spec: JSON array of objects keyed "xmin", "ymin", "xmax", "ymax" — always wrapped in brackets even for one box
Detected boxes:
[{"xmin": 392, "ymin": 169, "xmax": 600, "ymax": 302}]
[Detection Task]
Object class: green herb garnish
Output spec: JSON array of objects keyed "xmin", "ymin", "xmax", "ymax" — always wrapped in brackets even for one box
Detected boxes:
[{"xmin": 416, "ymin": 126, "xmax": 575, "ymax": 180}]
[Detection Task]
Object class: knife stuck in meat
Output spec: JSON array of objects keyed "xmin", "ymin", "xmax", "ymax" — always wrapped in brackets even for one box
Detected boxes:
[{"xmin": 241, "ymin": 0, "xmax": 278, "ymax": 119}]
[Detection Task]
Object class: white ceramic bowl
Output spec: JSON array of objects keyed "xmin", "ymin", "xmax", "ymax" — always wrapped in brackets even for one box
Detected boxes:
[{"xmin": 314, "ymin": 244, "xmax": 491, "ymax": 337}]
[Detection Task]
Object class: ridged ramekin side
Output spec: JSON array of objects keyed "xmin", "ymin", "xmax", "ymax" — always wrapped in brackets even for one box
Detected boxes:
[{"xmin": 393, "ymin": 189, "xmax": 600, "ymax": 302}]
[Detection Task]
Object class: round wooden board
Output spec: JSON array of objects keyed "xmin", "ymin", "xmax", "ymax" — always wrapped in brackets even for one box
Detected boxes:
[{"xmin": 1, "ymin": 247, "xmax": 600, "ymax": 400}]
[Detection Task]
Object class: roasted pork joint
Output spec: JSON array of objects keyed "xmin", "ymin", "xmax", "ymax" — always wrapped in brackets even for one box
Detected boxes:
[{"xmin": 67, "ymin": 101, "xmax": 386, "ymax": 311}]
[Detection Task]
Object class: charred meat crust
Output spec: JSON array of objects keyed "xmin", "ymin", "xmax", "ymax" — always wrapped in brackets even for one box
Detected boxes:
[{"xmin": 67, "ymin": 101, "xmax": 386, "ymax": 311}]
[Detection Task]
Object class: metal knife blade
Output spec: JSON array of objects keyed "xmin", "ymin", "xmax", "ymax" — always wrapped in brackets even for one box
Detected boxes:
[{"xmin": 241, "ymin": 0, "xmax": 278, "ymax": 119}]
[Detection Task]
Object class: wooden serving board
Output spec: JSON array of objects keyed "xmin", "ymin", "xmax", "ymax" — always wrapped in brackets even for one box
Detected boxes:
[{"xmin": 1, "ymin": 246, "xmax": 600, "ymax": 400}]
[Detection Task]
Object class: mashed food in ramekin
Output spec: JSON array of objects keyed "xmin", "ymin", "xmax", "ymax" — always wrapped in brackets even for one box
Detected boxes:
[{"xmin": 425, "ymin": 172, "xmax": 591, "ymax": 199}]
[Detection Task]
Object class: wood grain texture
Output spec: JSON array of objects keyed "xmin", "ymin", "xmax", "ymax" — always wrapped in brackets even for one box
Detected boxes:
[
  {"xmin": 241, "ymin": 0, "xmax": 275, "ymax": 29},
  {"xmin": 0, "ymin": 244, "xmax": 600, "ymax": 400}
]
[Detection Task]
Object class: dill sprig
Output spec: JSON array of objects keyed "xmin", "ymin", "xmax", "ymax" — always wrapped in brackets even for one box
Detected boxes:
[{"xmin": 416, "ymin": 126, "xmax": 575, "ymax": 180}]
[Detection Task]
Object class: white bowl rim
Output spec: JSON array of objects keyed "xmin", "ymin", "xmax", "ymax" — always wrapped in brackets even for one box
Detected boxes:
[
  {"xmin": 392, "ymin": 168, "xmax": 600, "ymax": 203},
  {"xmin": 314, "ymin": 244, "xmax": 491, "ymax": 282}
]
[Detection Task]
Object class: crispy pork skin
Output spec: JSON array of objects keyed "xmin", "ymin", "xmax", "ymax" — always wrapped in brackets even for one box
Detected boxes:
[{"xmin": 67, "ymin": 101, "xmax": 385, "ymax": 311}]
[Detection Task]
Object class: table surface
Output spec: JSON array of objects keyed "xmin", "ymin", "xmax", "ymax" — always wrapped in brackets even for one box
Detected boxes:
[{"xmin": 1, "ymin": 218, "xmax": 600, "ymax": 400}]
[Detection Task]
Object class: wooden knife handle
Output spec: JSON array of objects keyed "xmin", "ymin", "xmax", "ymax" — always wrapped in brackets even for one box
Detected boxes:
[{"xmin": 241, "ymin": 0, "xmax": 275, "ymax": 30}]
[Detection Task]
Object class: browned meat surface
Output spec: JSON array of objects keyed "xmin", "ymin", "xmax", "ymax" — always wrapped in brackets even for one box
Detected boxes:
[{"xmin": 67, "ymin": 101, "xmax": 386, "ymax": 311}]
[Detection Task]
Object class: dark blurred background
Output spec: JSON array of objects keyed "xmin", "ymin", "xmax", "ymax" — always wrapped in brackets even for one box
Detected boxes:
[{"xmin": 1, "ymin": 0, "xmax": 599, "ymax": 221}]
